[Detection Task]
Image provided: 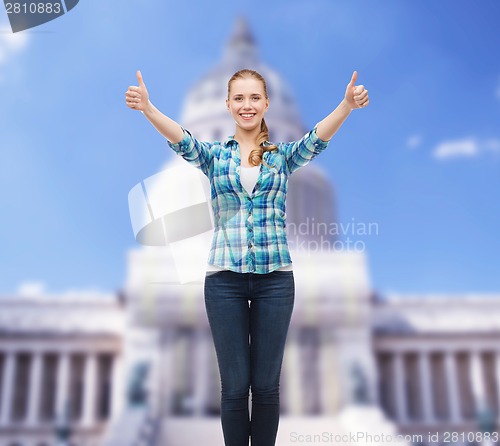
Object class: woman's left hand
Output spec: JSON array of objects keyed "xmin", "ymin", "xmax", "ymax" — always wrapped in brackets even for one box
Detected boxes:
[{"xmin": 344, "ymin": 71, "xmax": 369, "ymax": 110}]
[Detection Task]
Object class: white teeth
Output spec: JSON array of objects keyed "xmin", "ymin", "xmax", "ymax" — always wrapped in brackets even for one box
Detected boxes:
[{"xmin": 241, "ymin": 114, "xmax": 255, "ymax": 118}]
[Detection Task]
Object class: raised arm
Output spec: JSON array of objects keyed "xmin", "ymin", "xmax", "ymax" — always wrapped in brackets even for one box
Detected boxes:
[
  {"xmin": 315, "ymin": 70, "xmax": 369, "ymax": 142},
  {"xmin": 125, "ymin": 71, "xmax": 213, "ymax": 177},
  {"xmin": 125, "ymin": 70, "xmax": 184, "ymax": 144}
]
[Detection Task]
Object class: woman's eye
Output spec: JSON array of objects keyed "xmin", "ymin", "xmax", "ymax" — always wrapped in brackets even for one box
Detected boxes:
[{"xmin": 233, "ymin": 97, "xmax": 260, "ymax": 101}]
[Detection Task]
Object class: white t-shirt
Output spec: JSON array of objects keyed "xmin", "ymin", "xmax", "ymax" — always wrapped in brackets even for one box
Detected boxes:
[
  {"xmin": 240, "ymin": 164, "xmax": 261, "ymax": 195},
  {"xmin": 207, "ymin": 164, "xmax": 293, "ymax": 272}
]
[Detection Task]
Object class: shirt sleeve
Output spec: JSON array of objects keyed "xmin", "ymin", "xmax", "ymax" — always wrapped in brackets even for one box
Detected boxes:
[
  {"xmin": 167, "ymin": 127, "xmax": 213, "ymax": 177},
  {"xmin": 280, "ymin": 123, "xmax": 330, "ymax": 176}
]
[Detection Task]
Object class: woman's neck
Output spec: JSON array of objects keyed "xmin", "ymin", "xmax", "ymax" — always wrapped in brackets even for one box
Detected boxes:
[{"xmin": 234, "ymin": 125, "xmax": 261, "ymax": 148}]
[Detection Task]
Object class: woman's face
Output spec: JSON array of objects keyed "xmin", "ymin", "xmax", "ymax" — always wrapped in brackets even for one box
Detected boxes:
[{"xmin": 226, "ymin": 78, "xmax": 269, "ymax": 132}]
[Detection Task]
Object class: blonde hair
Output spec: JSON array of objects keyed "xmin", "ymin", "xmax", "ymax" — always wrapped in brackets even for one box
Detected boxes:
[{"xmin": 227, "ymin": 69, "xmax": 278, "ymax": 168}]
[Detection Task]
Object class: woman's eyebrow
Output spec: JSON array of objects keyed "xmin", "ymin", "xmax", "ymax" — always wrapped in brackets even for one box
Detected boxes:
[{"xmin": 233, "ymin": 93, "xmax": 262, "ymax": 97}]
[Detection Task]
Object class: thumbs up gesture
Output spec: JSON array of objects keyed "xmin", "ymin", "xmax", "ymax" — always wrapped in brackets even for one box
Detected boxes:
[
  {"xmin": 125, "ymin": 70, "xmax": 150, "ymax": 111},
  {"xmin": 344, "ymin": 71, "xmax": 369, "ymax": 110}
]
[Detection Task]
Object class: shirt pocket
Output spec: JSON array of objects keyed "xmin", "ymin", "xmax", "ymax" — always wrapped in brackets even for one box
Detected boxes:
[
  {"xmin": 212, "ymin": 158, "xmax": 235, "ymax": 193},
  {"xmin": 259, "ymin": 166, "xmax": 286, "ymax": 194}
]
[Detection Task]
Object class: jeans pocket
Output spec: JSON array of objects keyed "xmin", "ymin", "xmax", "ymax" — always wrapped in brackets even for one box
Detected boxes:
[{"xmin": 272, "ymin": 270, "xmax": 294, "ymax": 276}]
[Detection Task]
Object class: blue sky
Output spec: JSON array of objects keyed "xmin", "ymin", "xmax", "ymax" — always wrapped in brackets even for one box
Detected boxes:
[{"xmin": 0, "ymin": 0, "xmax": 499, "ymax": 295}]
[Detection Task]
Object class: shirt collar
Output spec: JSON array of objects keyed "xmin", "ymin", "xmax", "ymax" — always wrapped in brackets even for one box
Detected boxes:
[
  {"xmin": 223, "ymin": 136, "xmax": 272, "ymax": 148},
  {"xmin": 223, "ymin": 135, "xmax": 238, "ymax": 148}
]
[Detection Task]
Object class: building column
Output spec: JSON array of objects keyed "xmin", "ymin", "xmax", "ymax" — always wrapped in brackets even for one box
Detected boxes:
[
  {"xmin": 444, "ymin": 350, "xmax": 462, "ymax": 424},
  {"xmin": 418, "ymin": 351, "xmax": 435, "ymax": 425},
  {"xmin": 470, "ymin": 350, "xmax": 487, "ymax": 416},
  {"xmin": 55, "ymin": 352, "xmax": 70, "ymax": 422},
  {"xmin": 318, "ymin": 328, "xmax": 340, "ymax": 414},
  {"xmin": 192, "ymin": 330, "xmax": 210, "ymax": 416},
  {"xmin": 282, "ymin": 331, "xmax": 303, "ymax": 415},
  {"xmin": 27, "ymin": 351, "xmax": 43, "ymax": 426},
  {"xmin": 495, "ymin": 352, "xmax": 500, "ymax": 423},
  {"xmin": 0, "ymin": 351, "xmax": 16, "ymax": 426},
  {"xmin": 82, "ymin": 353, "xmax": 97, "ymax": 426},
  {"xmin": 160, "ymin": 331, "xmax": 175, "ymax": 416},
  {"xmin": 393, "ymin": 351, "xmax": 408, "ymax": 424},
  {"xmin": 110, "ymin": 353, "xmax": 124, "ymax": 421}
]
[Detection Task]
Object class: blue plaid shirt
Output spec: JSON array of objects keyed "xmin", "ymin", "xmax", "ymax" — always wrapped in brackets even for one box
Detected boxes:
[{"xmin": 167, "ymin": 125, "xmax": 330, "ymax": 274}]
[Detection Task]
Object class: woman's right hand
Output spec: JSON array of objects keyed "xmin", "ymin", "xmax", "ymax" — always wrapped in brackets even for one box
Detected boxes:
[{"xmin": 125, "ymin": 70, "xmax": 150, "ymax": 111}]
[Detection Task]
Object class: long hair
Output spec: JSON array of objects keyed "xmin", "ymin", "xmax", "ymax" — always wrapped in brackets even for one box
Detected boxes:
[{"xmin": 227, "ymin": 69, "xmax": 278, "ymax": 168}]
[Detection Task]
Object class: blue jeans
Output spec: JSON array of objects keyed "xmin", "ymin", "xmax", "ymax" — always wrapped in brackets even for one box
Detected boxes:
[{"xmin": 204, "ymin": 269, "xmax": 295, "ymax": 446}]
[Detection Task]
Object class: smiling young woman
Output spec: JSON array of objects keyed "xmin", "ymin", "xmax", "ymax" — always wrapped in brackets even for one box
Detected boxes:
[{"xmin": 125, "ymin": 67, "xmax": 369, "ymax": 446}]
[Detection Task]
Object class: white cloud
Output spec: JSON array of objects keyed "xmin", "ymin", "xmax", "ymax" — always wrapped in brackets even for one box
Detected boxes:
[
  {"xmin": 407, "ymin": 134, "xmax": 422, "ymax": 149},
  {"xmin": 12, "ymin": 282, "xmax": 115, "ymax": 300},
  {"xmin": 17, "ymin": 281, "xmax": 46, "ymax": 296},
  {"xmin": 432, "ymin": 137, "xmax": 500, "ymax": 160},
  {"xmin": 433, "ymin": 138, "xmax": 477, "ymax": 159}
]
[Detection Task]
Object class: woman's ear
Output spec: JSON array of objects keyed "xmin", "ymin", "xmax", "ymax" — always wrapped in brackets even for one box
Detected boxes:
[{"xmin": 226, "ymin": 99, "xmax": 230, "ymax": 111}]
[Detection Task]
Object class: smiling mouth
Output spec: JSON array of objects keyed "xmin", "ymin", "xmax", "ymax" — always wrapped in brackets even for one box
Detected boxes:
[{"xmin": 240, "ymin": 113, "xmax": 256, "ymax": 120}]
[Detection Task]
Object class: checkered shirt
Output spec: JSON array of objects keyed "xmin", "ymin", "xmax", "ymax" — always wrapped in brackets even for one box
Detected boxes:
[{"xmin": 167, "ymin": 124, "xmax": 330, "ymax": 274}]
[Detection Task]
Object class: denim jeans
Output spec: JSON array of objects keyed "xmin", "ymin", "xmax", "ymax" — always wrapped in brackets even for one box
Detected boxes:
[{"xmin": 204, "ymin": 269, "xmax": 295, "ymax": 446}]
